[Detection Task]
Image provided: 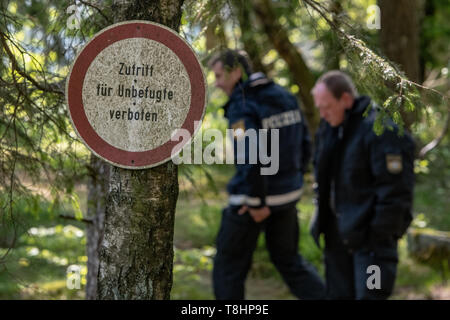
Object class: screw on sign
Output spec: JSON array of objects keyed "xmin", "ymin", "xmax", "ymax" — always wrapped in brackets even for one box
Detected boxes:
[{"xmin": 66, "ymin": 21, "xmax": 206, "ymax": 169}]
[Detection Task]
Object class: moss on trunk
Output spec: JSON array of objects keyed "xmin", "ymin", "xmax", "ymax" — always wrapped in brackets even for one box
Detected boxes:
[{"xmin": 97, "ymin": 0, "xmax": 183, "ymax": 300}]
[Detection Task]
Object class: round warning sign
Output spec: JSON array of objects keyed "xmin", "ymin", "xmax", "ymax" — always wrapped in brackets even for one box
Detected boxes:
[{"xmin": 66, "ymin": 21, "xmax": 206, "ymax": 169}]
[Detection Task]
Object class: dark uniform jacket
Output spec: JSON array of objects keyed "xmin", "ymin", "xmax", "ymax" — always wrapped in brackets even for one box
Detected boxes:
[
  {"xmin": 223, "ymin": 73, "xmax": 311, "ymax": 209},
  {"xmin": 311, "ymin": 96, "xmax": 415, "ymax": 249}
]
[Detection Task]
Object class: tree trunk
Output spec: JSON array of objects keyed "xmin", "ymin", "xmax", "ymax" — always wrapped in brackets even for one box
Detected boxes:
[
  {"xmin": 253, "ymin": 0, "xmax": 319, "ymax": 134},
  {"xmin": 233, "ymin": 0, "xmax": 269, "ymax": 75},
  {"xmin": 324, "ymin": 0, "xmax": 342, "ymax": 70},
  {"xmin": 205, "ymin": 16, "xmax": 227, "ymax": 51},
  {"xmin": 85, "ymin": 156, "xmax": 110, "ymax": 300},
  {"xmin": 96, "ymin": 0, "xmax": 182, "ymax": 300},
  {"xmin": 419, "ymin": 0, "xmax": 435, "ymax": 84},
  {"xmin": 97, "ymin": 164, "xmax": 178, "ymax": 299},
  {"xmin": 379, "ymin": 0, "xmax": 422, "ymax": 129}
]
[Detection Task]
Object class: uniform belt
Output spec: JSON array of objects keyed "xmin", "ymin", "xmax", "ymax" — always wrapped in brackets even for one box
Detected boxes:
[{"xmin": 228, "ymin": 188, "xmax": 303, "ymax": 207}]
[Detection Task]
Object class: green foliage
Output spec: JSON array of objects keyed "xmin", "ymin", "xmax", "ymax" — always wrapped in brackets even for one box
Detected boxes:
[
  {"xmin": 413, "ymin": 159, "xmax": 450, "ymax": 229},
  {"xmin": 0, "ymin": 0, "xmax": 113, "ymax": 263},
  {"xmin": 0, "ymin": 0, "xmax": 449, "ymax": 299},
  {"xmin": 0, "ymin": 161, "xmax": 448, "ymax": 299},
  {"xmin": 341, "ymin": 35, "xmax": 423, "ymax": 132},
  {"xmin": 0, "ymin": 196, "xmax": 86, "ymax": 299},
  {"xmin": 172, "ymin": 246, "xmax": 215, "ymax": 299},
  {"xmin": 420, "ymin": 0, "xmax": 450, "ymax": 71},
  {"xmin": 173, "ymin": 166, "xmax": 449, "ymax": 299}
]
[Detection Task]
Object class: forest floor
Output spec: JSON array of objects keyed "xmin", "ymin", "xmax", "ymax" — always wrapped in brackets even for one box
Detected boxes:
[
  {"xmin": 0, "ymin": 164, "xmax": 449, "ymax": 300},
  {"xmin": 172, "ymin": 165, "xmax": 450, "ymax": 300}
]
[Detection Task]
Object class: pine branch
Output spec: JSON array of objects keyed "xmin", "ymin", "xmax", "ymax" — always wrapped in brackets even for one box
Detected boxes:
[
  {"xmin": 301, "ymin": 0, "xmax": 449, "ymax": 102},
  {"xmin": 0, "ymin": 30, "xmax": 64, "ymax": 96},
  {"xmin": 79, "ymin": 0, "xmax": 113, "ymax": 24},
  {"xmin": 59, "ymin": 214, "xmax": 93, "ymax": 224}
]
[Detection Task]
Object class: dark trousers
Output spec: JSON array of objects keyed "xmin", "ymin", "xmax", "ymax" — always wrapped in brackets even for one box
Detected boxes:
[
  {"xmin": 324, "ymin": 215, "xmax": 398, "ymax": 300},
  {"xmin": 213, "ymin": 205, "xmax": 326, "ymax": 300}
]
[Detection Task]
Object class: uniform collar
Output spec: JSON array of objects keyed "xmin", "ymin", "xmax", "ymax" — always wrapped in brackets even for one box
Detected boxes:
[
  {"xmin": 350, "ymin": 95, "xmax": 371, "ymax": 115},
  {"xmin": 222, "ymin": 73, "xmax": 272, "ymax": 119},
  {"xmin": 340, "ymin": 95, "xmax": 371, "ymax": 127},
  {"xmin": 222, "ymin": 81, "xmax": 244, "ymax": 119}
]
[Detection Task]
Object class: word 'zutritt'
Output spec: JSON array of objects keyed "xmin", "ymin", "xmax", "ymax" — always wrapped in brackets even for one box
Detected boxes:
[{"xmin": 118, "ymin": 63, "xmax": 154, "ymax": 77}]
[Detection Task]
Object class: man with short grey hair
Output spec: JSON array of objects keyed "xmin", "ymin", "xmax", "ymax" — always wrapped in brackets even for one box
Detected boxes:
[{"xmin": 311, "ymin": 70, "xmax": 415, "ymax": 299}]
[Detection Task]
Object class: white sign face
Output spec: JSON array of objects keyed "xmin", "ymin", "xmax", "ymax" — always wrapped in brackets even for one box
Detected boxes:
[
  {"xmin": 83, "ymin": 38, "xmax": 191, "ymax": 152},
  {"xmin": 66, "ymin": 21, "xmax": 206, "ymax": 169}
]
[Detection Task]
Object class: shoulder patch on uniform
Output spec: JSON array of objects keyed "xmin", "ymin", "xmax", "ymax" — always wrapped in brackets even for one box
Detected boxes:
[
  {"xmin": 386, "ymin": 154, "xmax": 402, "ymax": 174},
  {"xmin": 231, "ymin": 119, "xmax": 245, "ymax": 139}
]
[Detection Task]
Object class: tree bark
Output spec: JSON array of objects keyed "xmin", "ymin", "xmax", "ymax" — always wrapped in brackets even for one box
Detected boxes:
[
  {"xmin": 111, "ymin": 0, "xmax": 183, "ymax": 26},
  {"xmin": 85, "ymin": 156, "xmax": 110, "ymax": 300},
  {"xmin": 97, "ymin": 164, "xmax": 178, "ymax": 299},
  {"xmin": 253, "ymin": 0, "xmax": 319, "ymax": 134},
  {"xmin": 96, "ymin": 0, "xmax": 182, "ymax": 300},
  {"xmin": 379, "ymin": 0, "xmax": 422, "ymax": 129},
  {"xmin": 233, "ymin": 0, "xmax": 268, "ymax": 75}
]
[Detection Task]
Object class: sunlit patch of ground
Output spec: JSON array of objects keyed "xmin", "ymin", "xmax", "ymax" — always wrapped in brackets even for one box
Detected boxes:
[{"xmin": 1, "ymin": 165, "xmax": 449, "ymax": 300}]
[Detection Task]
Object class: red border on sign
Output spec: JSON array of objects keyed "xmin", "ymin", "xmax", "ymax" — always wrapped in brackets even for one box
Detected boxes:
[{"xmin": 67, "ymin": 22, "xmax": 205, "ymax": 168}]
